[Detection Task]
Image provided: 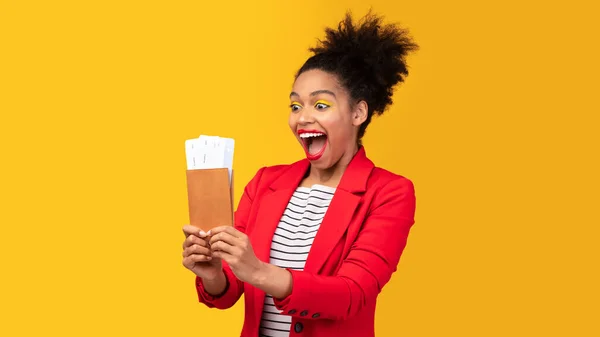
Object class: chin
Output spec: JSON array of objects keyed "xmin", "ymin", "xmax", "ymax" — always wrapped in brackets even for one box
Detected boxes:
[
  {"xmin": 309, "ymin": 158, "xmax": 333, "ymax": 170},
  {"xmin": 306, "ymin": 148, "xmax": 338, "ymax": 171}
]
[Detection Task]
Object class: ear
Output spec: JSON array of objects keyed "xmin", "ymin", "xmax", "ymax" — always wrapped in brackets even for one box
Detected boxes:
[{"xmin": 351, "ymin": 100, "xmax": 368, "ymax": 126}]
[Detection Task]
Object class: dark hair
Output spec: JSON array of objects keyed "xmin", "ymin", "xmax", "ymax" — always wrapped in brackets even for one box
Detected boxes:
[{"xmin": 296, "ymin": 10, "xmax": 418, "ymax": 142}]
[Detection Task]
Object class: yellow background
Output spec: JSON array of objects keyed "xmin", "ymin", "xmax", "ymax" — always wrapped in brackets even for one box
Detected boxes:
[{"xmin": 1, "ymin": 0, "xmax": 598, "ymax": 336}]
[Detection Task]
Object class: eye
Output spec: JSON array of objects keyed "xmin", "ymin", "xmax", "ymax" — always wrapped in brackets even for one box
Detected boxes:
[
  {"xmin": 315, "ymin": 100, "xmax": 331, "ymax": 110},
  {"xmin": 290, "ymin": 102, "xmax": 303, "ymax": 112}
]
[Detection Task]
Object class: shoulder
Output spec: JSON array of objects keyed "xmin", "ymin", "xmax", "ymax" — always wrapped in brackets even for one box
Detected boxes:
[
  {"xmin": 364, "ymin": 166, "xmax": 416, "ymax": 216},
  {"xmin": 260, "ymin": 163, "xmax": 296, "ymax": 178},
  {"xmin": 368, "ymin": 166, "xmax": 415, "ymax": 191}
]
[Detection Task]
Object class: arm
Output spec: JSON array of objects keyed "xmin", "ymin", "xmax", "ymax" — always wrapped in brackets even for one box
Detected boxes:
[
  {"xmin": 195, "ymin": 167, "xmax": 266, "ymax": 309},
  {"xmin": 268, "ymin": 177, "xmax": 416, "ymax": 320}
]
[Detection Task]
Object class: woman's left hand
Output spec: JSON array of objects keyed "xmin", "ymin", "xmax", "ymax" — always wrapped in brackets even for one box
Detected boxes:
[{"xmin": 208, "ymin": 226, "xmax": 265, "ymax": 284}]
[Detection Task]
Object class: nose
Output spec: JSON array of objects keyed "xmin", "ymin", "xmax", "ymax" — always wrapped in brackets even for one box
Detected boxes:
[{"xmin": 297, "ymin": 106, "xmax": 315, "ymax": 125}]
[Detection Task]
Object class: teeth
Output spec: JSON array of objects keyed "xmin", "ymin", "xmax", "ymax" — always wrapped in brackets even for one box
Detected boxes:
[{"xmin": 299, "ymin": 132, "xmax": 325, "ymax": 138}]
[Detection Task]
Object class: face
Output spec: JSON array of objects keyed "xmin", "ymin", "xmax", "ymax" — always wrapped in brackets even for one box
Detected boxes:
[{"xmin": 288, "ymin": 69, "xmax": 367, "ymax": 170}]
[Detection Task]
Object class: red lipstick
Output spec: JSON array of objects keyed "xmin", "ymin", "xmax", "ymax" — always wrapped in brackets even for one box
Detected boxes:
[{"xmin": 297, "ymin": 129, "xmax": 327, "ymax": 161}]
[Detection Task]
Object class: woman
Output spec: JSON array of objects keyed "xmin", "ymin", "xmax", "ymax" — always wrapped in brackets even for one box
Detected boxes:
[{"xmin": 182, "ymin": 11, "xmax": 418, "ymax": 337}]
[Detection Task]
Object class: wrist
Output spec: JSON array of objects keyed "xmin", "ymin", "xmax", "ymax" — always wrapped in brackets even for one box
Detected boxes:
[
  {"xmin": 251, "ymin": 262, "xmax": 293, "ymax": 300},
  {"xmin": 203, "ymin": 267, "xmax": 226, "ymax": 283},
  {"xmin": 252, "ymin": 261, "xmax": 271, "ymax": 288},
  {"xmin": 202, "ymin": 270, "xmax": 227, "ymax": 296}
]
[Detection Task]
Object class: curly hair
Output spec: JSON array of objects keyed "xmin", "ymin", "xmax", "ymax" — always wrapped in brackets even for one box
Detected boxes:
[{"xmin": 296, "ymin": 10, "xmax": 419, "ymax": 141}]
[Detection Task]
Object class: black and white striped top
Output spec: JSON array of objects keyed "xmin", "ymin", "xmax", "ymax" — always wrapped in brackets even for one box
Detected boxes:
[{"xmin": 259, "ymin": 184, "xmax": 335, "ymax": 337}]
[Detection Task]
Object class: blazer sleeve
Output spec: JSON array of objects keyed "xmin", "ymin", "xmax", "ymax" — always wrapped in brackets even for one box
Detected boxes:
[
  {"xmin": 195, "ymin": 167, "xmax": 266, "ymax": 309},
  {"xmin": 273, "ymin": 176, "xmax": 416, "ymax": 320}
]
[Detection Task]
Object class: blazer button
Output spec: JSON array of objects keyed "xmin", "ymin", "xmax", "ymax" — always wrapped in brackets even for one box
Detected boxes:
[
  {"xmin": 312, "ymin": 313, "xmax": 320, "ymax": 318},
  {"xmin": 288, "ymin": 309, "xmax": 297, "ymax": 314},
  {"xmin": 294, "ymin": 322, "xmax": 304, "ymax": 333},
  {"xmin": 300, "ymin": 310, "xmax": 308, "ymax": 317}
]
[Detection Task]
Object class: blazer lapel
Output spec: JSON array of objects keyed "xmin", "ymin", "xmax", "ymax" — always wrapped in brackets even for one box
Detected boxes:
[{"xmin": 304, "ymin": 146, "xmax": 374, "ymax": 274}]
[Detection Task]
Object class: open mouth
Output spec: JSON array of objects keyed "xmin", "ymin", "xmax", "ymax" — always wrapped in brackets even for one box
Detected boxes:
[{"xmin": 299, "ymin": 131, "xmax": 327, "ymax": 159}]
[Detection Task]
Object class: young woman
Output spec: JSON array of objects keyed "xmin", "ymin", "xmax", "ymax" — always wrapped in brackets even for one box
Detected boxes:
[{"xmin": 182, "ymin": 11, "xmax": 418, "ymax": 337}]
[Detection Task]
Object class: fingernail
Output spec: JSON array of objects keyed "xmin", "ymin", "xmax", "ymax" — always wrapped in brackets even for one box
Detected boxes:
[
  {"xmin": 207, "ymin": 230, "xmax": 212, "ymax": 236},
  {"xmin": 206, "ymin": 256, "xmax": 212, "ymax": 260},
  {"xmin": 199, "ymin": 230, "xmax": 206, "ymax": 237}
]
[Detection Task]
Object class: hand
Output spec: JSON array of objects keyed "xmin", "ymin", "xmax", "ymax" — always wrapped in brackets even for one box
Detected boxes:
[
  {"xmin": 182, "ymin": 225, "xmax": 223, "ymax": 280},
  {"xmin": 209, "ymin": 226, "xmax": 265, "ymax": 284}
]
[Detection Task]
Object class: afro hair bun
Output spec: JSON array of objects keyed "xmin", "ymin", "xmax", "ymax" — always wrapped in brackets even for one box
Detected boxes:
[{"xmin": 297, "ymin": 10, "xmax": 418, "ymax": 139}]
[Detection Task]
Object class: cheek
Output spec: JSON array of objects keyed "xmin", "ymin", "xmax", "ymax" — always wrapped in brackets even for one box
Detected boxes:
[
  {"xmin": 319, "ymin": 113, "xmax": 353, "ymax": 139},
  {"xmin": 289, "ymin": 114, "xmax": 303, "ymax": 136}
]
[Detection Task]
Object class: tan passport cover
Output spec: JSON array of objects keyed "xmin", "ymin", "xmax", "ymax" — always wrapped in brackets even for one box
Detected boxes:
[{"xmin": 186, "ymin": 168, "xmax": 233, "ymax": 231}]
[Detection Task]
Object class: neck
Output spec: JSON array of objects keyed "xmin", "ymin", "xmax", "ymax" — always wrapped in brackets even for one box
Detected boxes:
[{"xmin": 304, "ymin": 144, "xmax": 359, "ymax": 188}]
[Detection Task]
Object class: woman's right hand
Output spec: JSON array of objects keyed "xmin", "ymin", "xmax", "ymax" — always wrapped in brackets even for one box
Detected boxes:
[{"xmin": 182, "ymin": 225, "xmax": 223, "ymax": 280}]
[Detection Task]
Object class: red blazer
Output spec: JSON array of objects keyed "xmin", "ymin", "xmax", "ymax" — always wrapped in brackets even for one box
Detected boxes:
[{"xmin": 195, "ymin": 147, "xmax": 416, "ymax": 337}]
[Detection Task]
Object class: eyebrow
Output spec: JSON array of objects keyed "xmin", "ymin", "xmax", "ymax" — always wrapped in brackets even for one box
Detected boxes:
[{"xmin": 289, "ymin": 90, "xmax": 336, "ymax": 99}]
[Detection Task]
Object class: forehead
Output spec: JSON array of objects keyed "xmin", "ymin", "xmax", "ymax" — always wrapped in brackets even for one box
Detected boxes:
[{"xmin": 291, "ymin": 69, "xmax": 344, "ymax": 97}]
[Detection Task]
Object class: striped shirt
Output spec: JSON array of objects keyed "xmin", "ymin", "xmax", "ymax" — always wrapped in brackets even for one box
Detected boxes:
[{"xmin": 259, "ymin": 184, "xmax": 336, "ymax": 337}]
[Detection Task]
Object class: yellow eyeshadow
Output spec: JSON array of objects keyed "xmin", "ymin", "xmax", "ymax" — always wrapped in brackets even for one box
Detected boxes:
[
  {"xmin": 315, "ymin": 100, "xmax": 333, "ymax": 106},
  {"xmin": 291, "ymin": 101, "xmax": 303, "ymax": 106}
]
